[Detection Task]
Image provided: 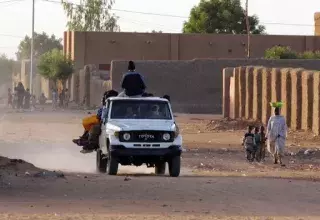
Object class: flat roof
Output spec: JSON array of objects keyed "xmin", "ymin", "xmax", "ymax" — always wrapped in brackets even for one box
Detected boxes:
[{"xmin": 108, "ymin": 96, "xmax": 168, "ymax": 102}]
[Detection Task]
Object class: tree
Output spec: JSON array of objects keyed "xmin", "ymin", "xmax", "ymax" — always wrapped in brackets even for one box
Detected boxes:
[
  {"xmin": 299, "ymin": 51, "xmax": 320, "ymax": 59},
  {"xmin": 183, "ymin": 0, "xmax": 265, "ymax": 34},
  {"xmin": 38, "ymin": 49, "xmax": 74, "ymax": 86},
  {"xmin": 0, "ymin": 54, "xmax": 15, "ymax": 84},
  {"xmin": 264, "ymin": 46, "xmax": 298, "ymax": 59},
  {"xmin": 16, "ymin": 32, "xmax": 62, "ymax": 61},
  {"xmin": 264, "ymin": 46, "xmax": 320, "ymax": 59},
  {"xmin": 62, "ymin": 0, "xmax": 120, "ymax": 31}
]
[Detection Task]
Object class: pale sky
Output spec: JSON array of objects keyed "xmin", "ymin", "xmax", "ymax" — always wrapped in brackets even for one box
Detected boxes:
[{"xmin": 0, "ymin": 0, "xmax": 319, "ymax": 59}]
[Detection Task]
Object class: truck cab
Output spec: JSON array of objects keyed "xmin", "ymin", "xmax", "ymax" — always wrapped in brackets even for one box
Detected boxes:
[{"xmin": 97, "ymin": 97, "xmax": 182, "ymax": 177}]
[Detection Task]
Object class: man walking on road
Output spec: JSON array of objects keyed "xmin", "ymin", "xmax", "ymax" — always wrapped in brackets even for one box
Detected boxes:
[
  {"xmin": 16, "ymin": 82, "xmax": 25, "ymax": 110},
  {"xmin": 266, "ymin": 107, "xmax": 287, "ymax": 166}
]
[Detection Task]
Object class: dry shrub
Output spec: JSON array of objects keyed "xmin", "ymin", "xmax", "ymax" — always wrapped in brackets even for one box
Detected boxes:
[{"xmin": 206, "ymin": 118, "xmax": 262, "ymax": 131}]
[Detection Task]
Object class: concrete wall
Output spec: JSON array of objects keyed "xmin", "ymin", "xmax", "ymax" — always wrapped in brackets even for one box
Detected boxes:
[
  {"xmin": 64, "ymin": 31, "xmax": 320, "ymax": 72},
  {"xmin": 12, "ymin": 59, "xmax": 51, "ymax": 99},
  {"xmin": 224, "ymin": 66, "xmax": 320, "ymax": 135},
  {"xmin": 69, "ymin": 64, "xmax": 111, "ymax": 106},
  {"xmin": 110, "ymin": 59, "xmax": 320, "ymax": 114},
  {"xmin": 11, "ymin": 61, "xmax": 21, "ymax": 89}
]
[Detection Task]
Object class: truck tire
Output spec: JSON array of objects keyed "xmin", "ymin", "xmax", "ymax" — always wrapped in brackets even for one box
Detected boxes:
[
  {"xmin": 168, "ymin": 156, "xmax": 181, "ymax": 177},
  {"xmin": 155, "ymin": 162, "xmax": 166, "ymax": 175},
  {"xmin": 96, "ymin": 149, "xmax": 107, "ymax": 173},
  {"xmin": 107, "ymin": 153, "xmax": 119, "ymax": 175}
]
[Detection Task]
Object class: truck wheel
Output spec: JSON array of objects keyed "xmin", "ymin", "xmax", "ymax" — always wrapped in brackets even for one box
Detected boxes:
[
  {"xmin": 96, "ymin": 149, "xmax": 106, "ymax": 173},
  {"xmin": 168, "ymin": 156, "xmax": 181, "ymax": 177},
  {"xmin": 155, "ymin": 162, "xmax": 166, "ymax": 175},
  {"xmin": 107, "ymin": 153, "xmax": 119, "ymax": 175}
]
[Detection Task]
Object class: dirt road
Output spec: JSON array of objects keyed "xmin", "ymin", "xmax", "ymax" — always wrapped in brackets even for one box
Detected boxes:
[{"xmin": 0, "ymin": 109, "xmax": 319, "ymax": 219}]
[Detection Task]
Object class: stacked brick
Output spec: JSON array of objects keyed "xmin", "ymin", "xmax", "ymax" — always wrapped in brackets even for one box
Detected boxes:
[
  {"xmin": 315, "ymin": 12, "xmax": 320, "ymax": 36},
  {"xmin": 224, "ymin": 66, "xmax": 320, "ymax": 135}
]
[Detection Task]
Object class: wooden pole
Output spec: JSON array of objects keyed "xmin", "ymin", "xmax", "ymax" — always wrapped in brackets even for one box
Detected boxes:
[{"xmin": 245, "ymin": 0, "xmax": 250, "ymax": 58}]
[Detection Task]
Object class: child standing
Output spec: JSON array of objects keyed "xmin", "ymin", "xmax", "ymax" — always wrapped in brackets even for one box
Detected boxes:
[
  {"xmin": 39, "ymin": 93, "xmax": 47, "ymax": 111},
  {"xmin": 31, "ymin": 95, "xmax": 36, "ymax": 111},
  {"xmin": 64, "ymin": 88, "xmax": 70, "ymax": 108},
  {"xmin": 52, "ymin": 88, "xmax": 57, "ymax": 110},
  {"xmin": 254, "ymin": 127, "xmax": 261, "ymax": 162},
  {"xmin": 259, "ymin": 126, "xmax": 267, "ymax": 162},
  {"xmin": 7, "ymin": 88, "xmax": 13, "ymax": 108},
  {"xmin": 242, "ymin": 125, "xmax": 256, "ymax": 162}
]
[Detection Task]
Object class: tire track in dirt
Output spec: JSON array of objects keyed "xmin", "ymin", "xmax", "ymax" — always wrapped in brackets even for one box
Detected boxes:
[{"xmin": 1, "ymin": 110, "xmax": 320, "ymax": 218}]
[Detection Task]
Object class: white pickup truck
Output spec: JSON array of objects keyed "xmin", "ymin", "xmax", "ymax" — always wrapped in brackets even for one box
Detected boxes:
[{"xmin": 96, "ymin": 96, "xmax": 183, "ymax": 177}]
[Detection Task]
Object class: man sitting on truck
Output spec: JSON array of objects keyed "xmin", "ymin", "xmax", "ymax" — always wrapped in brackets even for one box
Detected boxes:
[
  {"xmin": 163, "ymin": 95, "xmax": 170, "ymax": 102},
  {"xmin": 118, "ymin": 61, "xmax": 146, "ymax": 97},
  {"xmin": 72, "ymin": 90, "xmax": 118, "ymax": 153}
]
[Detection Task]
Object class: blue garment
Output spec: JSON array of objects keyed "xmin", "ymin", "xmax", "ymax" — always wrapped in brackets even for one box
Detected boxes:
[
  {"xmin": 101, "ymin": 107, "xmax": 108, "ymax": 124},
  {"xmin": 97, "ymin": 107, "xmax": 103, "ymax": 120},
  {"xmin": 122, "ymin": 71, "xmax": 145, "ymax": 84},
  {"xmin": 120, "ymin": 71, "xmax": 146, "ymax": 96}
]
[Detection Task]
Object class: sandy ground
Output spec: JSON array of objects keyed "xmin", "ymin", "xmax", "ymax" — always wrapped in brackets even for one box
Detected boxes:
[{"xmin": 0, "ymin": 107, "xmax": 320, "ymax": 219}]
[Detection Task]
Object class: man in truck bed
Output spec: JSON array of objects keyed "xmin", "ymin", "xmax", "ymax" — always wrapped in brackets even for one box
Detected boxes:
[{"xmin": 118, "ymin": 61, "xmax": 146, "ymax": 97}]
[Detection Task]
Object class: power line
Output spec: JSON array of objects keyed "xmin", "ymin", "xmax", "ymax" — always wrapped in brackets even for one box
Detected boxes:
[
  {"xmin": 119, "ymin": 16, "xmax": 180, "ymax": 32},
  {"xmin": 0, "ymin": 46, "xmax": 17, "ymax": 48},
  {"xmin": 111, "ymin": 8, "xmax": 186, "ymax": 19},
  {"xmin": 0, "ymin": 0, "xmax": 24, "ymax": 4},
  {"xmin": 0, "ymin": 33, "xmax": 25, "ymax": 38},
  {"xmin": 261, "ymin": 22, "xmax": 314, "ymax": 27},
  {"xmin": 0, "ymin": 2, "xmax": 22, "ymax": 7},
  {"xmin": 46, "ymin": 0, "xmax": 187, "ymax": 18},
  {"xmin": 120, "ymin": 20, "xmax": 178, "ymax": 33},
  {"xmin": 0, "ymin": 0, "xmax": 25, "ymax": 10},
  {"xmin": 43, "ymin": 0, "xmax": 316, "ymax": 28},
  {"xmin": 45, "ymin": 0, "xmax": 182, "ymax": 32}
]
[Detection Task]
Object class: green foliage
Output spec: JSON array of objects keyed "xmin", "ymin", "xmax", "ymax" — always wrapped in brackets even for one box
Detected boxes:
[
  {"xmin": 264, "ymin": 46, "xmax": 298, "ymax": 59},
  {"xmin": 264, "ymin": 46, "xmax": 320, "ymax": 59},
  {"xmin": 62, "ymin": 0, "xmax": 120, "ymax": 31},
  {"xmin": 0, "ymin": 54, "xmax": 15, "ymax": 84},
  {"xmin": 16, "ymin": 32, "xmax": 62, "ymax": 61},
  {"xmin": 183, "ymin": 0, "xmax": 266, "ymax": 34},
  {"xmin": 299, "ymin": 51, "xmax": 320, "ymax": 59},
  {"xmin": 38, "ymin": 49, "xmax": 74, "ymax": 82}
]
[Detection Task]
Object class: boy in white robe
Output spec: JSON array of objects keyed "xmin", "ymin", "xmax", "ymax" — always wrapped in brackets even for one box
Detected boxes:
[{"xmin": 266, "ymin": 107, "xmax": 287, "ymax": 165}]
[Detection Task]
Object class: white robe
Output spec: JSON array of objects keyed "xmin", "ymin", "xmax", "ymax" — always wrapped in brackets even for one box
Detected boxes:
[{"xmin": 266, "ymin": 115, "xmax": 287, "ymax": 156}]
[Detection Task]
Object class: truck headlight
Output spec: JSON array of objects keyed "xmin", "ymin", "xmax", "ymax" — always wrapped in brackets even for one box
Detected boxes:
[
  {"xmin": 162, "ymin": 132, "xmax": 171, "ymax": 141},
  {"xmin": 123, "ymin": 132, "xmax": 131, "ymax": 141}
]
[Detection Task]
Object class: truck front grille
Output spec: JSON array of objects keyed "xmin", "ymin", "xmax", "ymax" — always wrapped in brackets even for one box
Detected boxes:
[{"xmin": 119, "ymin": 130, "xmax": 174, "ymax": 142}]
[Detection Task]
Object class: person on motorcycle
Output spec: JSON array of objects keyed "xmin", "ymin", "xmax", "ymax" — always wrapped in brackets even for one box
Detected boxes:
[{"xmin": 118, "ymin": 61, "xmax": 146, "ymax": 97}]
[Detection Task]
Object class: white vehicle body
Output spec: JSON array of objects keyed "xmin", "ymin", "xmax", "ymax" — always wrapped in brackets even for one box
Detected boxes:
[{"xmin": 97, "ymin": 97, "xmax": 183, "ymax": 177}]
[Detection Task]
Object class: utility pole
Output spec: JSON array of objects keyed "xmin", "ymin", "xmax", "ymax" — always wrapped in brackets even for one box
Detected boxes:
[
  {"xmin": 29, "ymin": 0, "xmax": 35, "ymax": 94},
  {"xmin": 245, "ymin": 0, "xmax": 250, "ymax": 58}
]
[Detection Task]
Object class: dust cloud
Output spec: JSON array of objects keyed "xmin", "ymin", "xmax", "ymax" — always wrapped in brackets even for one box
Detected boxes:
[
  {"xmin": 0, "ymin": 109, "xmax": 189, "ymax": 176},
  {"xmin": 0, "ymin": 141, "xmax": 156, "ymax": 174},
  {"xmin": 0, "ymin": 83, "xmax": 9, "ymax": 105}
]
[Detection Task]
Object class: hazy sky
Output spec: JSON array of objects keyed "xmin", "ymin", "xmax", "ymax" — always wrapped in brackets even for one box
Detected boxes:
[{"xmin": 0, "ymin": 0, "xmax": 319, "ymax": 59}]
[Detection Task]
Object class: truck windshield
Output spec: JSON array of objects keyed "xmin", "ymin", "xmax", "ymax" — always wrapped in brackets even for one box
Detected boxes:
[{"xmin": 110, "ymin": 100, "xmax": 172, "ymax": 120}]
